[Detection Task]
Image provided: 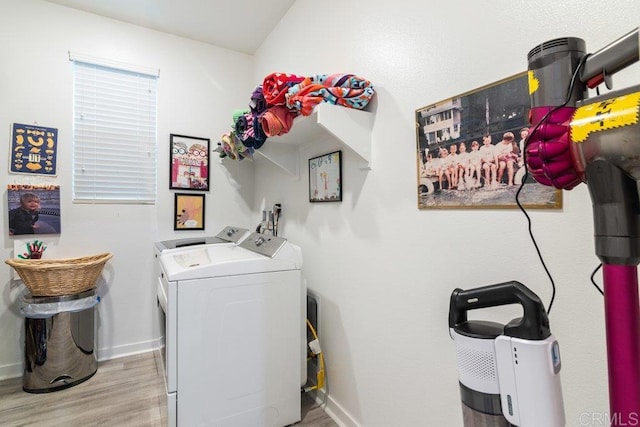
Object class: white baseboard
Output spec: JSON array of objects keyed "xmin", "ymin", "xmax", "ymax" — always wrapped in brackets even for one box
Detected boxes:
[
  {"xmin": 0, "ymin": 337, "xmax": 165, "ymax": 381},
  {"xmin": 97, "ymin": 337, "xmax": 164, "ymax": 361},
  {"xmin": 310, "ymin": 389, "xmax": 361, "ymax": 427},
  {"xmin": 0, "ymin": 363, "xmax": 23, "ymax": 381}
]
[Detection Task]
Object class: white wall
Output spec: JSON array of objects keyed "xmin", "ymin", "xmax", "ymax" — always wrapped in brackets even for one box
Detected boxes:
[
  {"xmin": 2, "ymin": 0, "xmax": 639, "ymax": 425},
  {"xmin": 0, "ymin": 0, "xmax": 254, "ymax": 377},
  {"xmin": 253, "ymin": 1, "xmax": 640, "ymax": 426}
]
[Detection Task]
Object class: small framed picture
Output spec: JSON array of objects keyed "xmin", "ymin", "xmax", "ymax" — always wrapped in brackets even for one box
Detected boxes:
[
  {"xmin": 174, "ymin": 193, "xmax": 205, "ymax": 230},
  {"xmin": 10, "ymin": 123, "xmax": 58, "ymax": 176},
  {"xmin": 7, "ymin": 184, "xmax": 61, "ymax": 236},
  {"xmin": 170, "ymin": 134, "xmax": 210, "ymax": 191},
  {"xmin": 309, "ymin": 151, "xmax": 342, "ymax": 202}
]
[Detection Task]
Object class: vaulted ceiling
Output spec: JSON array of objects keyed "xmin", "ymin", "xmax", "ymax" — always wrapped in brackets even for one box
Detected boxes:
[{"xmin": 43, "ymin": 0, "xmax": 295, "ymax": 54}]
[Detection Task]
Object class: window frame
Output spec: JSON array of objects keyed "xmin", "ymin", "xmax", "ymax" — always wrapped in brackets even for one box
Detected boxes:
[{"xmin": 70, "ymin": 52, "xmax": 159, "ymax": 204}]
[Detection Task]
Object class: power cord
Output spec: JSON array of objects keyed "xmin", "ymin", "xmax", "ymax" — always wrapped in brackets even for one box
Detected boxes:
[
  {"xmin": 590, "ymin": 263, "xmax": 604, "ymax": 296},
  {"xmin": 515, "ymin": 54, "xmax": 591, "ymax": 314},
  {"xmin": 303, "ymin": 318, "xmax": 326, "ymax": 393}
]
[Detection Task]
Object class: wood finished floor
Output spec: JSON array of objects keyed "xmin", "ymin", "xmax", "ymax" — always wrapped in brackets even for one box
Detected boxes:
[{"xmin": 0, "ymin": 350, "xmax": 336, "ymax": 427}]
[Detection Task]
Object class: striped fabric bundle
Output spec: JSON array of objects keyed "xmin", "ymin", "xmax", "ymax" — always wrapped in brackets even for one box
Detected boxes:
[
  {"xmin": 235, "ymin": 112, "xmax": 267, "ymax": 149},
  {"xmin": 285, "ymin": 74, "xmax": 374, "ymax": 116}
]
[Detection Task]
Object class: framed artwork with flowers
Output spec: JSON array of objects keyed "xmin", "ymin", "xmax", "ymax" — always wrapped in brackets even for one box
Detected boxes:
[{"xmin": 169, "ymin": 134, "xmax": 210, "ymax": 191}]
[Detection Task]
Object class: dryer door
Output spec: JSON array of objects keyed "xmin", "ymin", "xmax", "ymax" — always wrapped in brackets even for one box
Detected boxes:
[{"xmin": 176, "ymin": 270, "xmax": 302, "ymax": 426}]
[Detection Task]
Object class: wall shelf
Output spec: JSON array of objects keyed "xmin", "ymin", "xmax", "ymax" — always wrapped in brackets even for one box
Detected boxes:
[{"xmin": 254, "ymin": 103, "xmax": 374, "ymax": 177}]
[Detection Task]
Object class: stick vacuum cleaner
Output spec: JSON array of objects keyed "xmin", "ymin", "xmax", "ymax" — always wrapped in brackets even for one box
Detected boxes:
[
  {"xmin": 525, "ymin": 28, "xmax": 640, "ymax": 425},
  {"xmin": 449, "ymin": 281, "xmax": 565, "ymax": 426}
]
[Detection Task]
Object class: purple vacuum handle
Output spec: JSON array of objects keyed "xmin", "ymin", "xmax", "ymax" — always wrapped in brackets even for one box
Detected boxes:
[{"xmin": 603, "ymin": 265, "xmax": 640, "ymax": 427}]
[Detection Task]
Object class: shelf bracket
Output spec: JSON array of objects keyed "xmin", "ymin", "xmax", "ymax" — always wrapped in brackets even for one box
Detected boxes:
[
  {"xmin": 247, "ymin": 103, "xmax": 374, "ymax": 177},
  {"xmin": 254, "ymin": 143, "xmax": 300, "ymax": 177},
  {"xmin": 315, "ymin": 103, "xmax": 373, "ymax": 170}
]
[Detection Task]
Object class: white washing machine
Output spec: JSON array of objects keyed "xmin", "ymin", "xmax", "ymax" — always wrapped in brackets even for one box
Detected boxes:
[
  {"xmin": 154, "ymin": 225, "xmax": 250, "ymax": 267},
  {"xmin": 154, "ymin": 225, "xmax": 250, "ymax": 425},
  {"xmin": 158, "ymin": 232, "xmax": 305, "ymax": 426},
  {"xmin": 154, "ymin": 226, "xmax": 250, "ymax": 303}
]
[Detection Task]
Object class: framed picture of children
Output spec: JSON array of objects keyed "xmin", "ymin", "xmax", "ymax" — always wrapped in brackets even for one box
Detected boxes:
[
  {"xmin": 174, "ymin": 193, "xmax": 205, "ymax": 230},
  {"xmin": 309, "ymin": 151, "xmax": 342, "ymax": 202},
  {"xmin": 170, "ymin": 134, "xmax": 210, "ymax": 191},
  {"xmin": 415, "ymin": 72, "xmax": 562, "ymax": 210},
  {"xmin": 7, "ymin": 184, "xmax": 61, "ymax": 236}
]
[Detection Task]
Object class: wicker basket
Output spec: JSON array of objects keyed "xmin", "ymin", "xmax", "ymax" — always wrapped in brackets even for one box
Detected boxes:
[{"xmin": 5, "ymin": 253, "xmax": 113, "ymax": 297}]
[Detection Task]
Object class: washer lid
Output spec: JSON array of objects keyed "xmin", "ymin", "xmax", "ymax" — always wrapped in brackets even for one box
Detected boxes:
[
  {"xmin": 155, "ymin": 235, "xmax": 228, "ymax": 253},
  {"xmin": 154, "ymin": 225, "xmax": 249, "ymax": 252},
  {"xmin": 159, "ymin": 241, "xmax": 302, "ymax": 281}
]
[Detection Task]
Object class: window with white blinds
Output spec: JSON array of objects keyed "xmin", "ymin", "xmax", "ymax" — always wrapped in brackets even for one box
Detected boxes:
[{"xmin": 72, "ymin": 57, "xmax": 158, "ymax": 204}]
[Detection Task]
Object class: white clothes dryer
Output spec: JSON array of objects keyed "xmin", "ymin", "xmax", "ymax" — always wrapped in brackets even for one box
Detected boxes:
[{"xmin": 159, "ymin": 232, "xmax": 304, "ymax": 427}]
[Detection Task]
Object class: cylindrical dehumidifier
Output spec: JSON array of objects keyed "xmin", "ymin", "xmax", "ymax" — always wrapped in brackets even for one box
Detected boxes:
[{"xmin": 449, "ymin": 281, "xmax": 565, "ymax": 426}]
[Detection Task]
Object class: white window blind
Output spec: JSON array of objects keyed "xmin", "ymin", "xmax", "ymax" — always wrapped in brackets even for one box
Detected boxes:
[{"xmin": 72, "ymin": 58, "xmax": 158, "ymax": 204}]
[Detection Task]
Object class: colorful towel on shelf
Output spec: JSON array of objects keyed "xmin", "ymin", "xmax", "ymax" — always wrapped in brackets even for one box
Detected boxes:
[
  {"xmin": 250, "ymin": 113, "xmax": 267, "ymax": 147},
  {"xmin": 220, "ymin": 132, "xmax": 254, "ymax": 161},
  {"xmin": 235, "ymin": 112, "xmax": 267, "ymax": 149},
  {"xmin": 232, "ymin": 108, "xmax": 250, "ymax": 127},
  {"xmin": 220, "ymin": 132, "xmax": 238, "ymax": 160},
  {"xmin": 221, "ymin": 72, "xmax": 374, "ymax": 161},
  {"xmin": 232, "ymin": 131, "xmax": 254, "ymax": 159},
  {"xmin": 249, "ymin": 86, "xmax": 268, "ymax": 114},
  {"xmin": 285, "ymin": 73, "xmax": 375, "ymax": 116},
  {"xmin": 262, "ymin": 72, "xmax": 305, "ymax": 106},
  {"xmin": 260, "ymin": 105, "xmax": 297, "ymax": 137}
]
